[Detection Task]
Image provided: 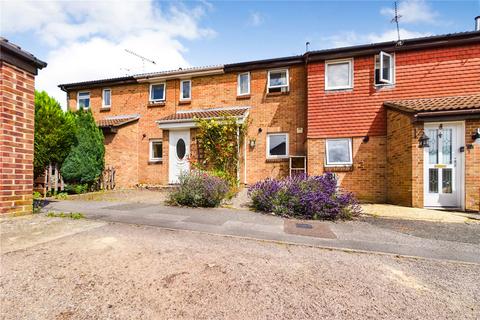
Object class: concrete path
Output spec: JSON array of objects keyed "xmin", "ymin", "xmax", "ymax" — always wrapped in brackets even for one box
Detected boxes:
[
  {"xmin": 362, "ymin": 203, "xmax": 480, "ymax": 223},
  {"xmin": 44, "ymin": 200, "xmax": 480, "ymax": 264}
]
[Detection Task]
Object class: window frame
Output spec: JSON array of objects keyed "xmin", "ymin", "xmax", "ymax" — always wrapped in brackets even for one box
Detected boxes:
[
  {"xmin": 149, "ymin": 139, "xmax": 163, "ymax": 161},
  {"xmin": 266, "ymin": 133, "xmax": 289, "ymax": 159},
  {"xmin": 237, "ymin": 72, "xmax": 251, "ymax": 96},
  {"xmin": 149, "ymin": 83, "xmax": 166, "ymax": 102},
  {"xmin": 77, "ymin": 91, "xmax": 91, "ymax": 109},
  {"xmin": 102, "ymin": 88, "xmax": 111, "ymax": 108},
  {"xmin": 375, "ymin": 51, "xmax": 395, "ymax": 85},
  {"xmin": 180, "ymin": 79, "xmax": 191, "ymax": 101},
  {"xmin": 267, "ymin": 69, "xmax": 289, "ymax": 92},
  {"xmin": 324, "ymin": 58, "xmax": 354, "ymax": 91},
  {"xmin": 325, "ymin": 138, "xmax": 353, "ymax": 166}
]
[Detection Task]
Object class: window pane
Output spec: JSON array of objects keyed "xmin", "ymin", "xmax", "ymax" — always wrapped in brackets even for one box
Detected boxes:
[
  {"xmin": 381, "ymin": 53, "xmax": 391, "ymax": 81},
  {"xmin": 427, "ymin": 129, "xmax": 438, "ymax": 164},
  {"xmin": 269, "ymin": 135, "xmax": 287, "ymax": 156},
  {"xmin": 182, "ymin": 81, "xmax": 191, "ymax": 99},
  {"xmin": 442, "ymin": 168, "xmax": 452, "ymax": 193},
  {"xmin": 442, "ymin": 129, "xmax": 452, "ymax": 164},
  {"xmin": 103, "ymin": 90, "xmax": 111, "ymax": 106},
  {"xmin": 429, "ymin": 168, "xmax": 438, "ymax": 193},
  {"xmin": 269, "ymin": 71, "xmax": 287, "ymax": 87},
  {"xmin": 327, "ymin": 139, "xmax": 351, "ymax": 164},
  {"xmin": 327, "ymin": 62, "xmax": 350, "ymax": 88},
  {"xmin": 152, "ymin": 142, "xmax": 162, "ymax": 159},
  {"xmin": 239, "ymin": 73, "xmax": 249, "ymax": 94},
  {"xmin": 151, "ymin": 84, "xmax": 164, "ymax": 100},
  {"xmin": 78, "ymin": 92, "xmax": 90, "ymax": 108}
]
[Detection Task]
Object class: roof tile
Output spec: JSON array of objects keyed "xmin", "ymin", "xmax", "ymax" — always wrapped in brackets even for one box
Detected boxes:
[
  {"xmin": 96, "ymin": 114, "xmax": 140, "ymax": 128},
  {"xmin": 384, "ymin": 94, "xmax": 480, "ymax": 113},
  {"xmin": 157, "ymin": 107, "xmax": 250, "ymax": 123}
]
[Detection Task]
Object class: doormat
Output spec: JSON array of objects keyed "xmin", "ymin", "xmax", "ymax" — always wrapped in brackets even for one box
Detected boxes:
[{"xmin": 284, "ymin": 220, "xmax": 337, "ymax": 239}]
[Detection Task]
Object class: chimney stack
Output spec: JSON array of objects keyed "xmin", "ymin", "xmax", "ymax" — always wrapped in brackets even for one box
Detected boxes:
[{"xmin": 476, "ymin": 16, "xmax": 480, "ymax": 31}]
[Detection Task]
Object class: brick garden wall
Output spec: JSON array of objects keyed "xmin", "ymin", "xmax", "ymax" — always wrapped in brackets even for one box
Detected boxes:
[
  {"xmin": 0, "ymin": 62, "xmax": 35, "ymax": 215},
  {"xmin": 68, "ymin": 65, "xmax": 307, "ymax": 187}
]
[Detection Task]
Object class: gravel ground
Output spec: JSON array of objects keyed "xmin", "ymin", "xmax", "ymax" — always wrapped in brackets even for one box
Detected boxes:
[{"xmin": 1, "ymin": 216, "xmax": 479, "ymax": 320}]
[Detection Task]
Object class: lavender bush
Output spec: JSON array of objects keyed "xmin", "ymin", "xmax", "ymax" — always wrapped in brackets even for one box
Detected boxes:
[
  {"xmin": 248, "ymin": 173, "xmax": 361, "ymax": 220},
  {"xmin": 168, "ymin": 170, "xmax": 229, "ymax": 207}
]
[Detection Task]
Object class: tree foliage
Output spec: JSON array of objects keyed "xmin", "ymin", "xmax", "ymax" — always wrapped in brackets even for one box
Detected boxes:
[
  {"xmin": 61, "ymin": 110, "xmax": 105, "ymax": 185},
  {"xmin": 34, "ymin": 91, "xmax": 76, "ymax": 178}
]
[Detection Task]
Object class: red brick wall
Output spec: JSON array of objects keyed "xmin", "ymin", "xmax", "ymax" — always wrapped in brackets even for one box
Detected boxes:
[
  {"xmin": 0, "ymin": 62, "xmax": 35, "ymax": 215},
  {"xmin": 466, "ymin": 119, "xmax": 480, "ymax": 212},
  {"xmin": 68, "ymin": 65, "xmax": 306, "ymax": 187},
  {"xmin": 307, "ymin": 43, "xmax": 480, "ymax": 138}
]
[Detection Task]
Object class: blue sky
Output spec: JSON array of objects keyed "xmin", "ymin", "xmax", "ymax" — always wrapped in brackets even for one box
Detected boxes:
[{"xmin": 1, "ymin": 0, "xmax": 479, "ymax": 105}]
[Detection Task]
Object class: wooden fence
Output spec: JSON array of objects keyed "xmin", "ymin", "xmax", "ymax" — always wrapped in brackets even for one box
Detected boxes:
[
  {"xmin": 99, "ymin": 166, "xmax": 116, "ymax": 190},
  {"xmin": 43, "ymin": 163, "xmax": 64, "ymax": 195}
]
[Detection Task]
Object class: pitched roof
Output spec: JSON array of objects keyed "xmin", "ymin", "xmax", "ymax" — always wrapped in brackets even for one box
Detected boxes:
[
  {"xmin": 96, "ymin": 114, "xmax": 140, "ymax": 128},
  {"xmin": 384, "ymin": 94, "xmax": 480, "ymax": 113},
  {"xmin": 157, "ymin": 107, "xmax": 250, "ymax": 123}
]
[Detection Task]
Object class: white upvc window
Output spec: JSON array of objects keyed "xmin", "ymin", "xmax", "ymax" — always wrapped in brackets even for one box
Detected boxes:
[
  {"xmin": 325, "ymin": 59, "xmax": 353, "ymax": 90},
  {"xmin": 267, "ymin": 69, "xmax": 289, "ymax": 93},
  {"xmin": 237, "ymin": 72, "xmax": 250, "ymax": 96},
  {"xmin": 77, "ymin": 91, "xmax": 90, "ymax": 109},
  {"xmin": 149, "ymin": 83, "xmax": 166, "ymax": 102},
  {"xmin": 375, "ymin": 51, "xmax": 395, "ymax": 85},
  {"xmin": 102, "ymin": 88, "xmax": 111, "ymax": 108},
  {"xmin": 149, "ymin": 139, "xmax": 163, "ymax": 161},
  {"xmin": 180, "ymin": 80, "xmax": 191, "ymax": 101},
  {"xmin": 267, "ymin": 133, "xmax": 289, "ymax": 158},
  {"xmin": 325, "ymin": 138, "xmax": 353, "ymax": 166}
]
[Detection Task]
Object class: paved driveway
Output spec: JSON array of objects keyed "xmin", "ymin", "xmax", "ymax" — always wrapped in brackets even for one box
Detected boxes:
[{"xmin": 44, "ymin": 199, "xmax": 480, "ymax": 264}]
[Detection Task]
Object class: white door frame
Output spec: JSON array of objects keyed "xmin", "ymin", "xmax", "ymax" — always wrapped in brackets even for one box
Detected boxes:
[
  {"xmin": 168, "ymin": 129, "xmax": 190, "ymax": 184},
  {"xmin": 423, "ymin": 121, "xmax": 465, "ymax": 210}
]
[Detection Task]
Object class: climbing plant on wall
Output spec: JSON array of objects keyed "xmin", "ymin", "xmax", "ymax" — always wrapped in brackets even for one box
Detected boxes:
[{"xmin": 194, "ymin": 116, "xmax": 248, "ymax": 186}]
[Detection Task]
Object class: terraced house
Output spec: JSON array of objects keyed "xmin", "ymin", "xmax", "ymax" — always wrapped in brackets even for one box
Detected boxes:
[{"xmin": 60, "ymin": 27, "xmax": 480, "ymax": 212}]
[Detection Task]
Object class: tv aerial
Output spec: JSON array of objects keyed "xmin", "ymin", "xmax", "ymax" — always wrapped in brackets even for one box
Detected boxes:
[{"xmin": 124, "ymin": 49, "xmax": 156, "ymax": 73}]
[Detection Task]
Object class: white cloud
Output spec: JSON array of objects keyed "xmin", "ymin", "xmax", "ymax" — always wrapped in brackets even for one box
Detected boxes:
[
  {"xmin": 248, "ymin": 12, "xmax": 264, "ymax": 27},
  {"xmin": 380, "ymin": 0, "xmax": 439, "ymax": 24},
  {"xmin": 1, "ymin": 0, "xmax": 215, "ymax": 106},
  {"xmin": 321, "ymin": 28, "xmax": 432, "ymax": 49}
]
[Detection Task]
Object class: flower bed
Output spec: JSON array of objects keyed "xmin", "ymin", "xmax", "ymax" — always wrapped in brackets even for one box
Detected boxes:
[
  {"xmin": 248, "ymin": 173, "xmax": 361, "ymax": 220},
  {"xmin": 167, "ymin": 170, "xmax": 229, "ymax": 208}
]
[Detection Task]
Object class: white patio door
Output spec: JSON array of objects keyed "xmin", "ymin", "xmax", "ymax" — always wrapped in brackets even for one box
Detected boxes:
[
  {"xmin": 169, "ymin": 130, "xmax": 190, "ymax": 184},
  {"xmin": 423, "ymin": 122, "xmax": 464, "ymax": 208}
]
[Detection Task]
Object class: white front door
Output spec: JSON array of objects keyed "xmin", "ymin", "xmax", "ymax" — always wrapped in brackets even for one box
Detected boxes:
[
  {"xmin": 423, "ymin": 122, "xmax": 464, "ymax": 209},
  {"xmin": 169, "ymin": 130, "xmax": 190, "ymax": 184}
]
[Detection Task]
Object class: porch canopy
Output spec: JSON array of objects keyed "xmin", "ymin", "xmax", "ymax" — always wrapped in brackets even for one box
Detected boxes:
[
  {"xmin": 156, "ymin": 106, "xmax": 250, "ymax": 129},
  {"xmin": 96, "ymin": 114, "xmax": 140, "ymax": 133},
  {"xmin": 384, "ymin": 94, "xmax": 480, "ymax": 121}
]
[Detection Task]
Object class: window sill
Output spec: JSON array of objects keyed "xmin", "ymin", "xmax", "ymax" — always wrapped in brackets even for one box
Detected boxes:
[
  {"xmin": 325, "ymin": 88, "xmax": 353, "ymax": 93},
  {"xmin": 266, "ymin": 91, "xmax": 289, "ymax": 97},
  {"xmin": 148, "ymin": 101, "xmax": 166, "ymax": 107},
  {"xmin": 236, "ymin": 94, "xmax": 251, "ymax": 100},
  {"xmin": 148, "ymin": 160, "xmax": 163, "ymax": 164},
  {"xmin": 324, "ymin": 165, "xmax": 353, "ymax": 172},
  {"xmin": 266, "ymin": 157, "xmax": 289, "ymax": 163},
  {"xmin": 100, "ymin": 107, "xmax": 111, "ymax": 112},
  {"xmin": 178, "ymin": 100, "xmax": 191, "ymax": 105},
  {"xmin": 374, "ymin": 83, "xmax": 395, "ymax": 90}
]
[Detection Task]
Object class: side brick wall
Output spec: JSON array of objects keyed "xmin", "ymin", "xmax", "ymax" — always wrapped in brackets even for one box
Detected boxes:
[
  {"xmin": 0, "ymin": 62, "xmax": 35, "ymax": 215},
  {"xmin": 466, "ymin": 119, "xmax": 480, "ymax": 212}
]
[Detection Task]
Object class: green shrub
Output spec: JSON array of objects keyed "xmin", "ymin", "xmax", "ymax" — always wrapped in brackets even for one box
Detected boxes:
[
  {"xmin": 34, "ymin": 91, "xmax": 77, "ymax": 178},
  {"xmin": 46, "ymin": 212, "xmax": 84, "ymax": 219},
  {"xmin": 64, "ymin": 183, "xmax": 89, "ymax": 194},
  {"xmin": 61, "ymin": 110, "xmax": 104, "ymax": 185},
  {"xmin": 168, "ymin": 170, "xmax": 229, "ymax": 207},
  {"xmin": 54, "ymin": 192, "xmax": 68, "ymax": 200}
]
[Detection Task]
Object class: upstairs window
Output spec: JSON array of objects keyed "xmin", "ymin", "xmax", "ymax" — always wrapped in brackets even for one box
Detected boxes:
[
  {"xmin": 150, "ymin": 83, "xmax": 165, "ymax": 102},
  {"xmin": 149, "ymin": 139, "xmax": 163, "ymax": 161},
  {"xmin": 325, "ymin": 59, "xmax": 353, "ymax": 90},
  {"xmin": 237, "ymin": 72, "xmax": 250, "ymax": 96},
  {"xmin": 102, "ymin": 89, "xmax": 111, "ymax": 108},
  {"xmin": 267, "ymin": 133, "xmax": 289, "ymax": 158},
  {"xmin": 375, "ymin": 51, "xmax": 395, "ymax": 85},
  {"xmin": 325, "ymin": 138, "xmax": 353, "ymax": 166},
  {"xmin": 77, "ymin": 91, "xmax": 90, "ymax": 109},
  {"xmin": 180, "ymin": 80, "xmax": 191, "ymax": 101},
  {"xmin": 267, "ymin": 69, "xmax": 289, "ymax": 93}
]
